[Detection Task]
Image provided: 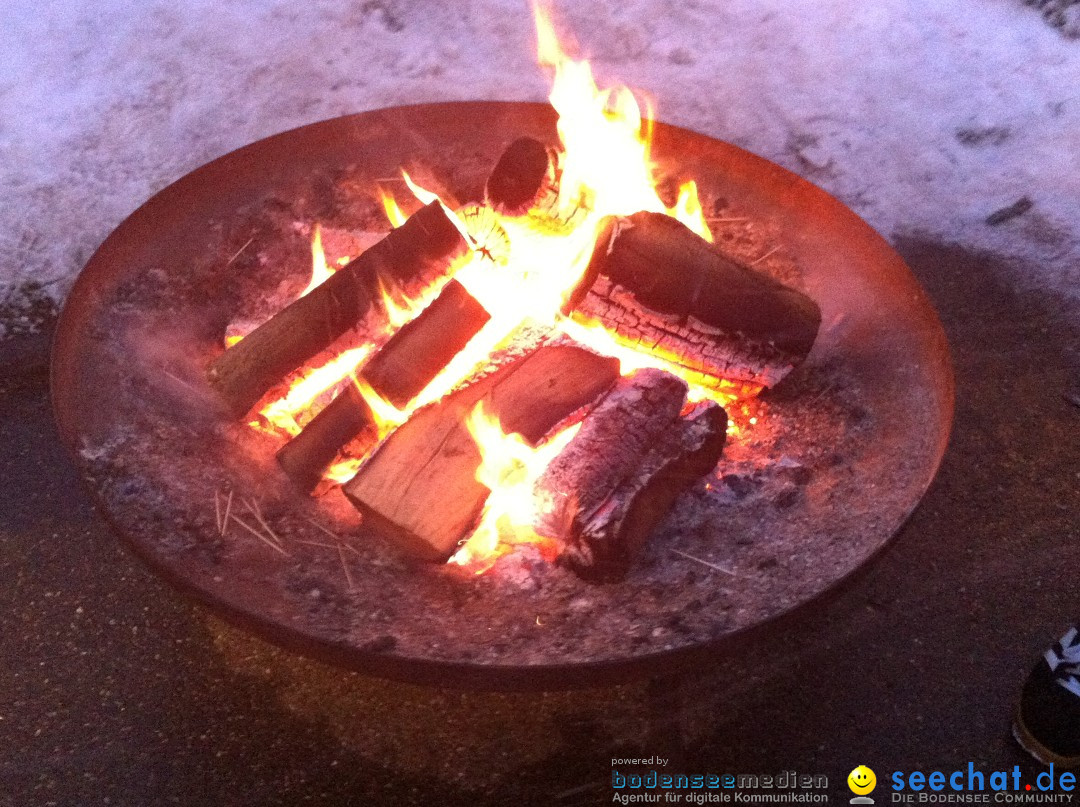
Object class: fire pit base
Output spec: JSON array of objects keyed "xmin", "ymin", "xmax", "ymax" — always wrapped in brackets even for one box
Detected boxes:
[{"xmin": 51, "ymin": 102, "xmax": 953, "ymax": 690}]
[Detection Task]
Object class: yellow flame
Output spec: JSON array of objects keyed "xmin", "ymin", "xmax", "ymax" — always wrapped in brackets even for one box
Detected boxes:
[
  {"xmin": 374, "ymin": 275, "xmax": 436, "ymax": 332},
  {"xmin": 350, "ymin": 375, "xmax": 407, "ymax": 439},
  {"xmin": 379, "ymin": 189, "xmax": 408, "ymax": 229},
  {"xmin": 300, "ymin": 224, "xmax": 336, "ymax": 297},
  {"xmin": 257, "ymin": 346, "xmax": 371, "ymax": 436},
  {"xmin": 323, "ymin": 456, "xmax": 364, "ymax": 485},
  {"xmin": 533, "ymin": 3, "xmax": 712, "ymax": 240},
  {"xmin": 401, "ymin": 170, "xmax": 439, "ymax": 206},
  {"xmin": 672, "ymin": 181, "xmax": 713, "ymax": 242},
  {"xmin": 556, "ymin": 316, "xmax": 756, "ymax": 406},
  {"xmin": 448, "ymin": 402, "xmax": 580, "ymax": 573}
]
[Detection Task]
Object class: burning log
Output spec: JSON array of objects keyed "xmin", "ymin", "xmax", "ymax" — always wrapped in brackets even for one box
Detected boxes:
[
  {"xmin": 484, "ymin": 137, "xmax": 556, "ymax": 216},
  {"xmin": 207, "ymin": 201, "xmax": 470, "ymax": 418},
  {"xmin": 361, "ymin": 279, "xmax": 490, "ymax": 408},
  {"xmin": 568, "ymin": 212, "xmax": 821, "ymax": 388},
  {"xmin": 275, "ymin": 278, "xmax": 490, "ymax": 489},
  {"xmin": 536, "ymin": 368, "xmax": 728, "ymax": 582},
  {"xmin": 276, "ymin": 384, "xmax": 375, "ymax": 494},
  {"xmin": 343, "ymin": 344, "xmax": 621, "ymax": 562}
]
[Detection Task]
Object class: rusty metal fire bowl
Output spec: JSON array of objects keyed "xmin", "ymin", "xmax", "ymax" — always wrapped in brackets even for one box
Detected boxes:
[{"xmin": 51, "ymin": 102, "xmax": 954, "ymax": 690}]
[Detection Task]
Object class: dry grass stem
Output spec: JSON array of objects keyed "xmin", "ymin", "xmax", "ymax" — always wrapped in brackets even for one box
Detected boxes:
[
  {"xmin": 226, "ymin": 237, "xmax": 254, "ymax": 266},
  {"xmin": 243, "ymin": 498, "xmax": 283, "ymax": 549},
  {"xmin": 222, "ymin": 489, "xmax": 233, "ymax": 537},
  {"xmin": 750, "ymin": 246, "xmax": 779, "ymax": 266},
  {"xmin": 337, "ymin": 543, "xmax": 355, "ymax": 591},
  {"xmin": 670, "ymin": 548, "xmax": 736, "ymax": 576},
  {"xmin": 230, "ymin": 513, "xmax": 289, "ymax": 556}
]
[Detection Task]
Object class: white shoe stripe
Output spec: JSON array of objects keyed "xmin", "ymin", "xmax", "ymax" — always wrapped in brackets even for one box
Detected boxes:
[
  {"xmin": 1057, "ymin": 675, "xmax": 1080, "ymax": 698},
  {"xmin": 1046, "ymin": 628, "xmax": 1080, "ymax": 671}
]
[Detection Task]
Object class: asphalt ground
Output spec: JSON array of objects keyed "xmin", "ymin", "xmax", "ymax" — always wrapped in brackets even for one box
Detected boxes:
[{"xmin": 1, "ymin": 237, "xmax": 1077, "ymax": 806}]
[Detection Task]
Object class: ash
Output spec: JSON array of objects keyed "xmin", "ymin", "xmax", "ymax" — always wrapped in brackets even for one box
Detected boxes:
[{"xmin": 73, "ymin": 163, "xmax": 915, "ymax": 671}]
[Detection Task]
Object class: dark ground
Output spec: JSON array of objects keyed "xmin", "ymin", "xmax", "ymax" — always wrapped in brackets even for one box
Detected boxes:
[{"xmin": 1, "ymin": 237, "xmax": 1077, "ymax": 806}]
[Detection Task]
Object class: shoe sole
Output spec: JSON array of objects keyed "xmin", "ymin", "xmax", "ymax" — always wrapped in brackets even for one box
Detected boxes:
[{"xmin": 1012, "ymin": 708, "xmax": 1080, "ymax": 768}]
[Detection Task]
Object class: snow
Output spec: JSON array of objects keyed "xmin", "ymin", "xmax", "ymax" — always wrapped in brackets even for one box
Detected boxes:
[{"xmin": 1, "ymin": 0, "xmax": 1077, "ymax": 320}]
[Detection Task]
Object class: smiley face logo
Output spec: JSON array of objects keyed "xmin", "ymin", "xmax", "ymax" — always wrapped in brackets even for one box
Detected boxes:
[{"xmin": 848, "ymin": 765, "xmax": 877, "ymax": 796}]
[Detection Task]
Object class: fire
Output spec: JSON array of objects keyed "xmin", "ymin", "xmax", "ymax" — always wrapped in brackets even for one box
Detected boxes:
[
  {"xmin": 300, "ymin": 224, "xmax": 336, "ymax": 297},
  {"xmin": 448, "ymin": 403, "xmax": 580, "ymax": 573},
  {"xmin": 374, "ymin": 275, "xmax": 440, "ymax": 332},
  {"xmin": 257, "ymin": 346, "xmax": 371, "ymax": 436},
  {"xmin": 240, "ymin": 2, "xmax": 764, "ymax": 572},
  {"xmin": 379, "ymin": 188, "xmax": 408, "ymax": 229},
  {"xmin": 350, "ymin": 375, "xmax": 407, "ymax": 438},
  {"xmin": 532, "ymin": 3, "xmax": 712, "ymax": 240},
  {"xmin": 556, "ymin": 316, "xmax": 757, "ymax": 406},
  {"xmin": 323, "ymin": 457, "xmax": 363, "ymax": 485}
]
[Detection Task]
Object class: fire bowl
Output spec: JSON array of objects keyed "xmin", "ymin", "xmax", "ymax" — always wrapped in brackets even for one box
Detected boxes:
[{"xmin": 51, "ymin": 102, "xmax": 954, "ymax": 690}]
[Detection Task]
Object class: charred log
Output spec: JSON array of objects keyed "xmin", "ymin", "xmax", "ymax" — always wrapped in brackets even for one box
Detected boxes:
[
  {"xmin": 275, "ymin": 383, "xmax": 375, "ymax": 493},
  {"xmin": 343, "ymin": 344, "xmax": 620, "ymax": 562},
  {"xmin": 485, "ymin": 137, "xmax": 556, "ymax": 216},
  {"xmin": 535, "ymin": 368, "xmax": 728, "ymax": 582},
  {"xmin": 362, "ymin": 279, "xmax": 490, "ymax": 409},
  {"xmin": 567, "ymin": 212, "xmax": 821, "ymax": 388},
  {"xmin": 207, "ymin": 201, "xmax": 470, "ymax": 418}
]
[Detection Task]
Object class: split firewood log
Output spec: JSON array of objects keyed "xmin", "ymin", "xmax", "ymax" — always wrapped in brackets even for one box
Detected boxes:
[
  {"xmin": 275, "ymin": 383, "xmax": 376, "ymax": 494},
  {"xmin": 275, "ymin": 278, "xmax": 490, "ymax": 490},
  {"xmin": 207, "ymin": 201, "xmax": 470, "ymax": 418},
  {"xmin": 566, "ymin": 212, "xmax": 821, "ymax": 388},
  {"xmin": 535, "ymin": 368, "xmax": 728, "ymax": 582},
  {"xmin": 361, "ymin": 279, "xmax": 490, "ymax": 408},
  {"xmin": 343, "ymin": 344, "xmax": 620, "ymax": 562}
]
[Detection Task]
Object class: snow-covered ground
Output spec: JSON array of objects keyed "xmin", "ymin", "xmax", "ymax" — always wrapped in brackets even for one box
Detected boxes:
[{"xmin": 1, "ymin": 0, "xmax": 1077, "ymax": 325}]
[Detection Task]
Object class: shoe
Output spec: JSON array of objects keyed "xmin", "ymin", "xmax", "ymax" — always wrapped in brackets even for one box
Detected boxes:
[{"xmin": 1012, "ymin": 626, "xmax": 1080, "ymax": 767}]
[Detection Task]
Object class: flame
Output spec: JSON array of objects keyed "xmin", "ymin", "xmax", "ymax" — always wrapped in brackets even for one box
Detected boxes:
[
  {"xmin": 238, "ymin": 3, "xmax": 767, "ymax": 571},
  {"xmin": 401, "ymin": 170, "xmax": 438, "ymax": 206},
  {"xmin": 351, "ymin": 375, "xmax": 407, "ymax": 438},
  {"xmin": 300, "ymin": 224, "xmax": 337, "ymax": 297},
  {"xmin": 379, "ymin": 188, "xmax": 408, "ymax": 229},
  {"xmin": 672, "ymin": 181, "xmax": 713, "ymax": 243},
  {"xmin": 532, "ymin": 3, "xmax": 712, "ymax": 240},
  {"xmin": 448, "ymin": 402, "xmax": 580, "ymax": 573},
  {"xmin": 374, "ymin": 275, "xmax": 439, "ymax": 332},
  {"xmin": 323, "ymin": 457, "xmax": 364, "ymax": 485},
  {"xmin": 256, "ymin": 346, "xmax": 370, "ymax": 436}
]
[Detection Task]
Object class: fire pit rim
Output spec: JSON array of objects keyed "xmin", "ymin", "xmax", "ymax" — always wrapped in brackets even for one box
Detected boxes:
[{"xmin": 50, "ymin": 100, "xmax": 955, "ymax": 691}]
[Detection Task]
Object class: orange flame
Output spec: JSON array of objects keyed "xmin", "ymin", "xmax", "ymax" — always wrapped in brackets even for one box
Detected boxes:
[
  {"xmin": 448, "ymin": 402, "xmax": 580, "ymax": 573},
  {"xmin": 257, "ymin": 346, "xmax": 371, "ymax": 436},
  {"xmin": 532, "ymin": 3, "xmax": 712, "ymax": 239}
]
